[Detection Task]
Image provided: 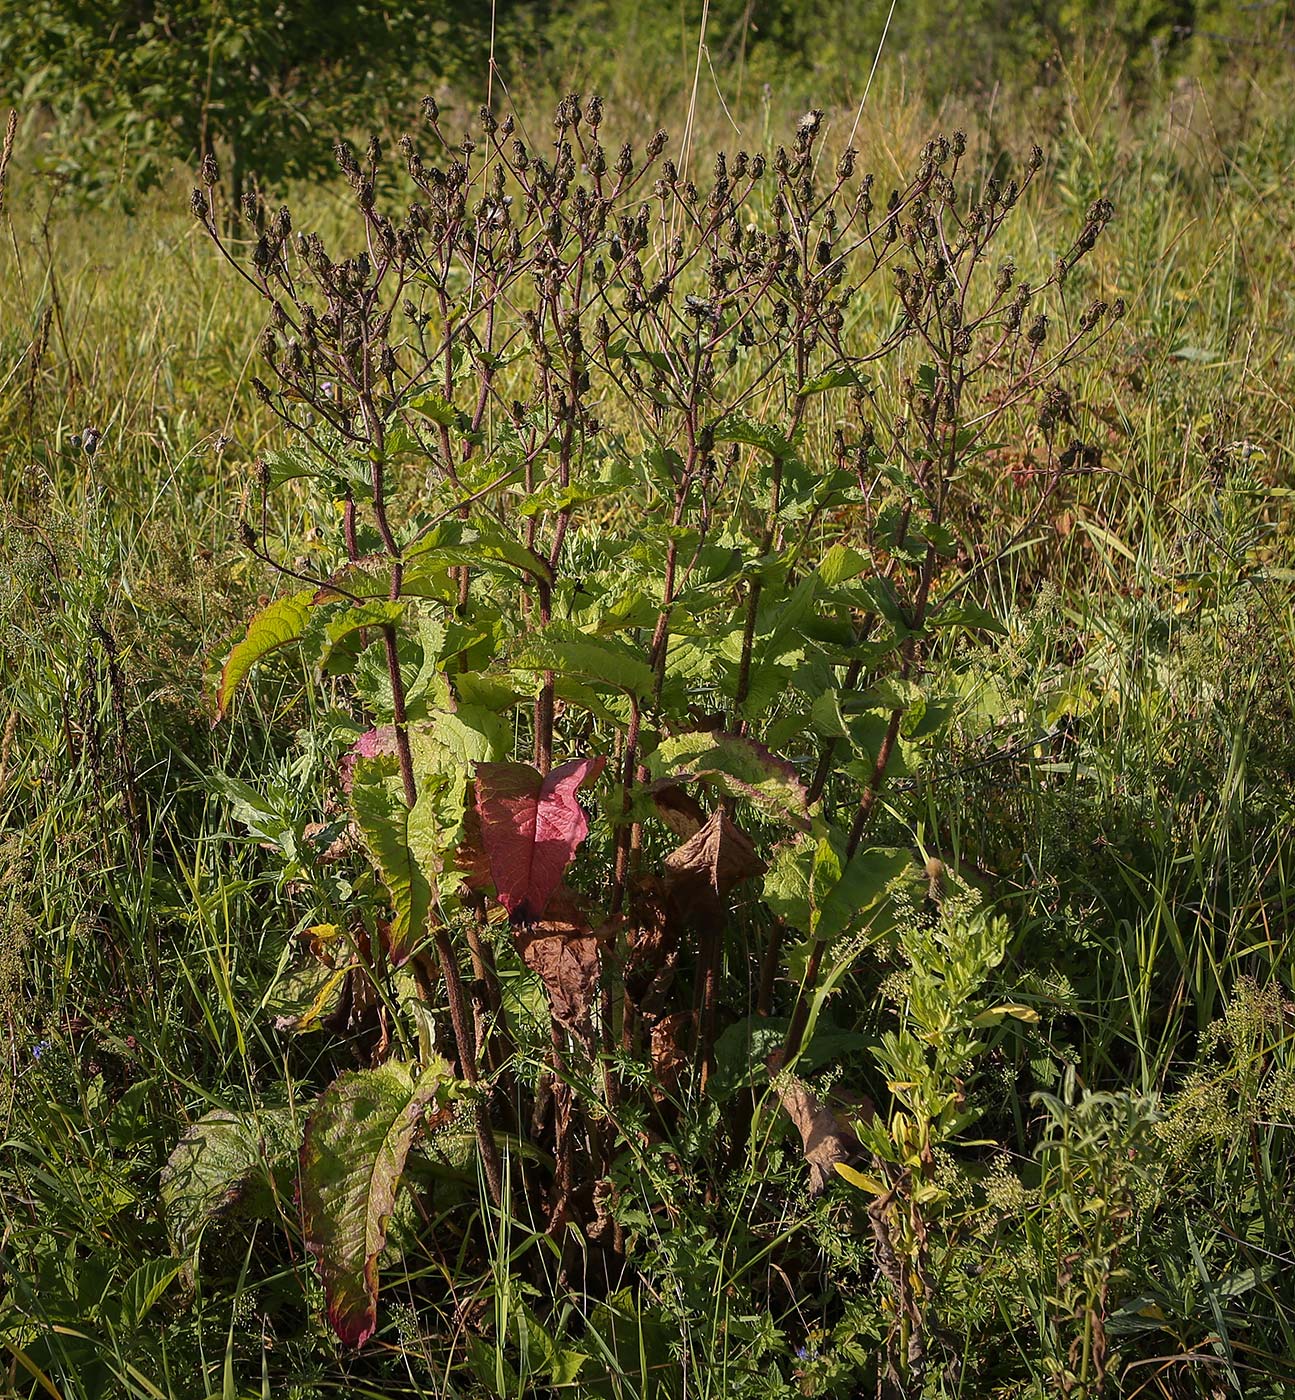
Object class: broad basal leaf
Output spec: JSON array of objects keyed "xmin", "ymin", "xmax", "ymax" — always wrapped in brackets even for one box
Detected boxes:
[
  {"xmin": 161, "ymin": 1108, "xmax": 298, "ymax": 1258},
  {"xmin": 300, "ymin": 1060, "xmax": 453, "ymax": 1348},
  {"xmin": 216, "ymin": 591, "xmax": 315, "ymax": 719},
  {"xmin": 473, "ymin": 757, "xmax": 606, "ymax": 922}
]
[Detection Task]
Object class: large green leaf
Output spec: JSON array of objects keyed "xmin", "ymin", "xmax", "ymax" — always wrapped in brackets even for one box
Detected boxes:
[
  {"xmin": 349, "ymin": 761, "xmax": 434, "ymax": 959},
  {"xmin": 304, "ymin": 599, "xmax": 407, "ymax": 675},
  {"xmin": 300, "ymin": 1060, "xmax": 454, "ymax": 1348},
  {"xmin": 405, "ymin": 523, "xmax": 554, "ymax": 585},
  {"xmin": 512, "ymin": 625, "xmax": 655, "ymax": 698},
  {"xmin": 649, "ymin": 731, "xmax": 809, "ymax": 827},
  {"xmin": 161, "ymin": 1107, "xmax": 298, "ymax": 1258},
  {"xmin": 419, "ymin": 707, "xmax": 507, "ymax": 772},
  {"xmin": 816, "ymin": 845, "xmax": 914, "ymax": 944},
  {"xmin": 406, "ymin": 388, "xmax": 460, "ymax": 427},
  {"xmin": 714, "ymin": 413, "xmax": 798, "ymax": 460},
  {"xmin": 216, "ymin": 591, "xmax": 315, "ymax": 718},
  {"xmin": 816, "ymin": 542, "xmax": 870, "ymax": 587},
  {"xmin": 762, "ymin": 835, "xmax": 818, "ymax": 937},
  {"xmin": 764, "ymin": 834, "xmax": 913, "ymax": 944}
]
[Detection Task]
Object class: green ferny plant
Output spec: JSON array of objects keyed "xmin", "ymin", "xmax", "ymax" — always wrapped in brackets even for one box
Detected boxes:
[{"xmin": 839, "ymin": 891, "xmax": 1039, "ymax": 1396}]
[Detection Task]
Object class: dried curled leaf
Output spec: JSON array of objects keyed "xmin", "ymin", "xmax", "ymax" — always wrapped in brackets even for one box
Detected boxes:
[
  {"xmin": 649, "ymin": 1011, "xmax": 695, "ymax": 1101},
  {"xmin": 515, "ymin": 888, "xmax": 601, "ymax": 1039},
  {"xmin": 663, "ymin": 807, "xmax": 767, "ymax": 898},
  {"xmin": 648, "ymin": 781, "xmax": 706, "ymax": 840},
  {"xmin": 774, "ymin": 1071, "xmax": 859, "ymax": 1196},
  {"xmin": 624, "ymin": 877, "xmax": 680, "ymax": 1017}
]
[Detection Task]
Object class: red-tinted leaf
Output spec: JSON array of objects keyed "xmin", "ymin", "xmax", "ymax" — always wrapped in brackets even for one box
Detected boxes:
[
  {"xmin": 451, "ymin": 803, "xmax": 495, "ymax": 897},
  {"xmin": 300, "ymin": 1061, "xmax": 452, "ymax": 1347},
  {"xmin": 473, "ymin": 757, "xmax": 606, "ymax": 923},
  {"xmin": 340, "ymin": 727, "xmax": 397, "ymax": 794}
]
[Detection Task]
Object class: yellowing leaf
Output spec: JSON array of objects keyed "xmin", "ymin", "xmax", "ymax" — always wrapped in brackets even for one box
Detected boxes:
[
  {"xmin": 834, "ymin": 1162, "xmax": 887, "ymax": 1195},
  {"xmin": 970, "ymin": 1003, "xmax": 1040, "ymax": 1026},
  {"xmin": 216, "ymin": 591, "xmax": 315, "ymax": 718}
]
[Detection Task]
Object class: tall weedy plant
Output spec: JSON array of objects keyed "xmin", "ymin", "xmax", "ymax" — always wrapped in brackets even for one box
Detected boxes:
[{"xmin": 172, "ymin": 96, "xmax": 1116, "ymax": 1355}]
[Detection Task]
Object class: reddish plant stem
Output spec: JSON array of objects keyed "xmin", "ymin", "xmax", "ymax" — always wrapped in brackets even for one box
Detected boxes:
[
  {"xmin": 361, "ymin": 377, "xmax": 503, "ymax": 1203},
  {"xmin": 532, "ymin": 580, "xmax": 554, "ymax": 774},
  {"xmin": 755, "ymin": 917, "xmax": 786, "ymax": 1018},
  {"xmin": 611, "ymin": 698, "xmax": 640, "ymax": 916},
  {"xmin": 434, "ymin": 927, "xmax": 503, "ymax": 1202},
  {"xmin": 342, "ymin": 489, "xmax": 359, "ymax": 561}
]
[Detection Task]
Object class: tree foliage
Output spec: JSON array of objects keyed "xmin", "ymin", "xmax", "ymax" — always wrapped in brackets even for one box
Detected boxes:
[{"xmin": 0, "ymin": 0, "xmax": 494, "ymax": 195}]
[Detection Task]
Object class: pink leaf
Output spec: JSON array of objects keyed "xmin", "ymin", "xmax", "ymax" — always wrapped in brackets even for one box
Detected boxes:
[
  {"xmin": 340, "ymin": 726, "xmax": 397, "ymax": 794},
  {"xmin": 473, "ymin": 757, "xmax": 606, "ymax": 923}
]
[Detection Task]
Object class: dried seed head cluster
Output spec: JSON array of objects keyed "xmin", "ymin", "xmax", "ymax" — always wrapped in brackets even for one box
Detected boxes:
[{"xmin": 192, "ymin": 103, "xmax": 1113, "ymax": 551}]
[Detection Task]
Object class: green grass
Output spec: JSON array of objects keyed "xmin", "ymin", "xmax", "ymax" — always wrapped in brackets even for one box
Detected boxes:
[{"xmin": 3, "ymin": 24, "xmax": 1295, "ymax": 1400}]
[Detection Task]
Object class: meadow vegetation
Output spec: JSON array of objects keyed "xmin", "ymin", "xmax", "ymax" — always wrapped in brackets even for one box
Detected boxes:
[{"xmin": 2, "ymin": 3, "xmax": 1295, "ymax": 1397}]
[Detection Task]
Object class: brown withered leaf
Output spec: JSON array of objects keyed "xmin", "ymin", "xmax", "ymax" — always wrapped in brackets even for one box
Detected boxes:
[
  {"xmin": 774, "ymin": 1072, "xmax": 859, "ymax": 1196},
  {"xmin": 649, "ymin": 782, "xmax": 706, "ymax": 840},
  {"xmin": 627, "ymin": 878, "xmax": 674, "ymax": 964},
  {"xmin": 587, "ymin": 1178, "xmax": 621, "ymax": 1250},
  {"xmin": 649, "ymin": 1011, "xmax": 695, "ymax": 1101},
  {"xmin": 625, "ymin": 880, "xmax": 681, "ymax": 1020},
  {"xmin": 520, "ymin": 934, "xmax": 599, "ymax": 1035},
  {"xmin": 304, "ymin": 820, "xmax": 359, "ymax": 863},
  {"xmin": 515, "ymin": 887, "xmax": 600, "ymax": 1039},
  {"xmin": 664, "ymin": 807, "xmax": 766, "ymax": 898},
  {"xmin": 320, "ymin": 963, "xmax": 378, "ymax": 1041}
]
